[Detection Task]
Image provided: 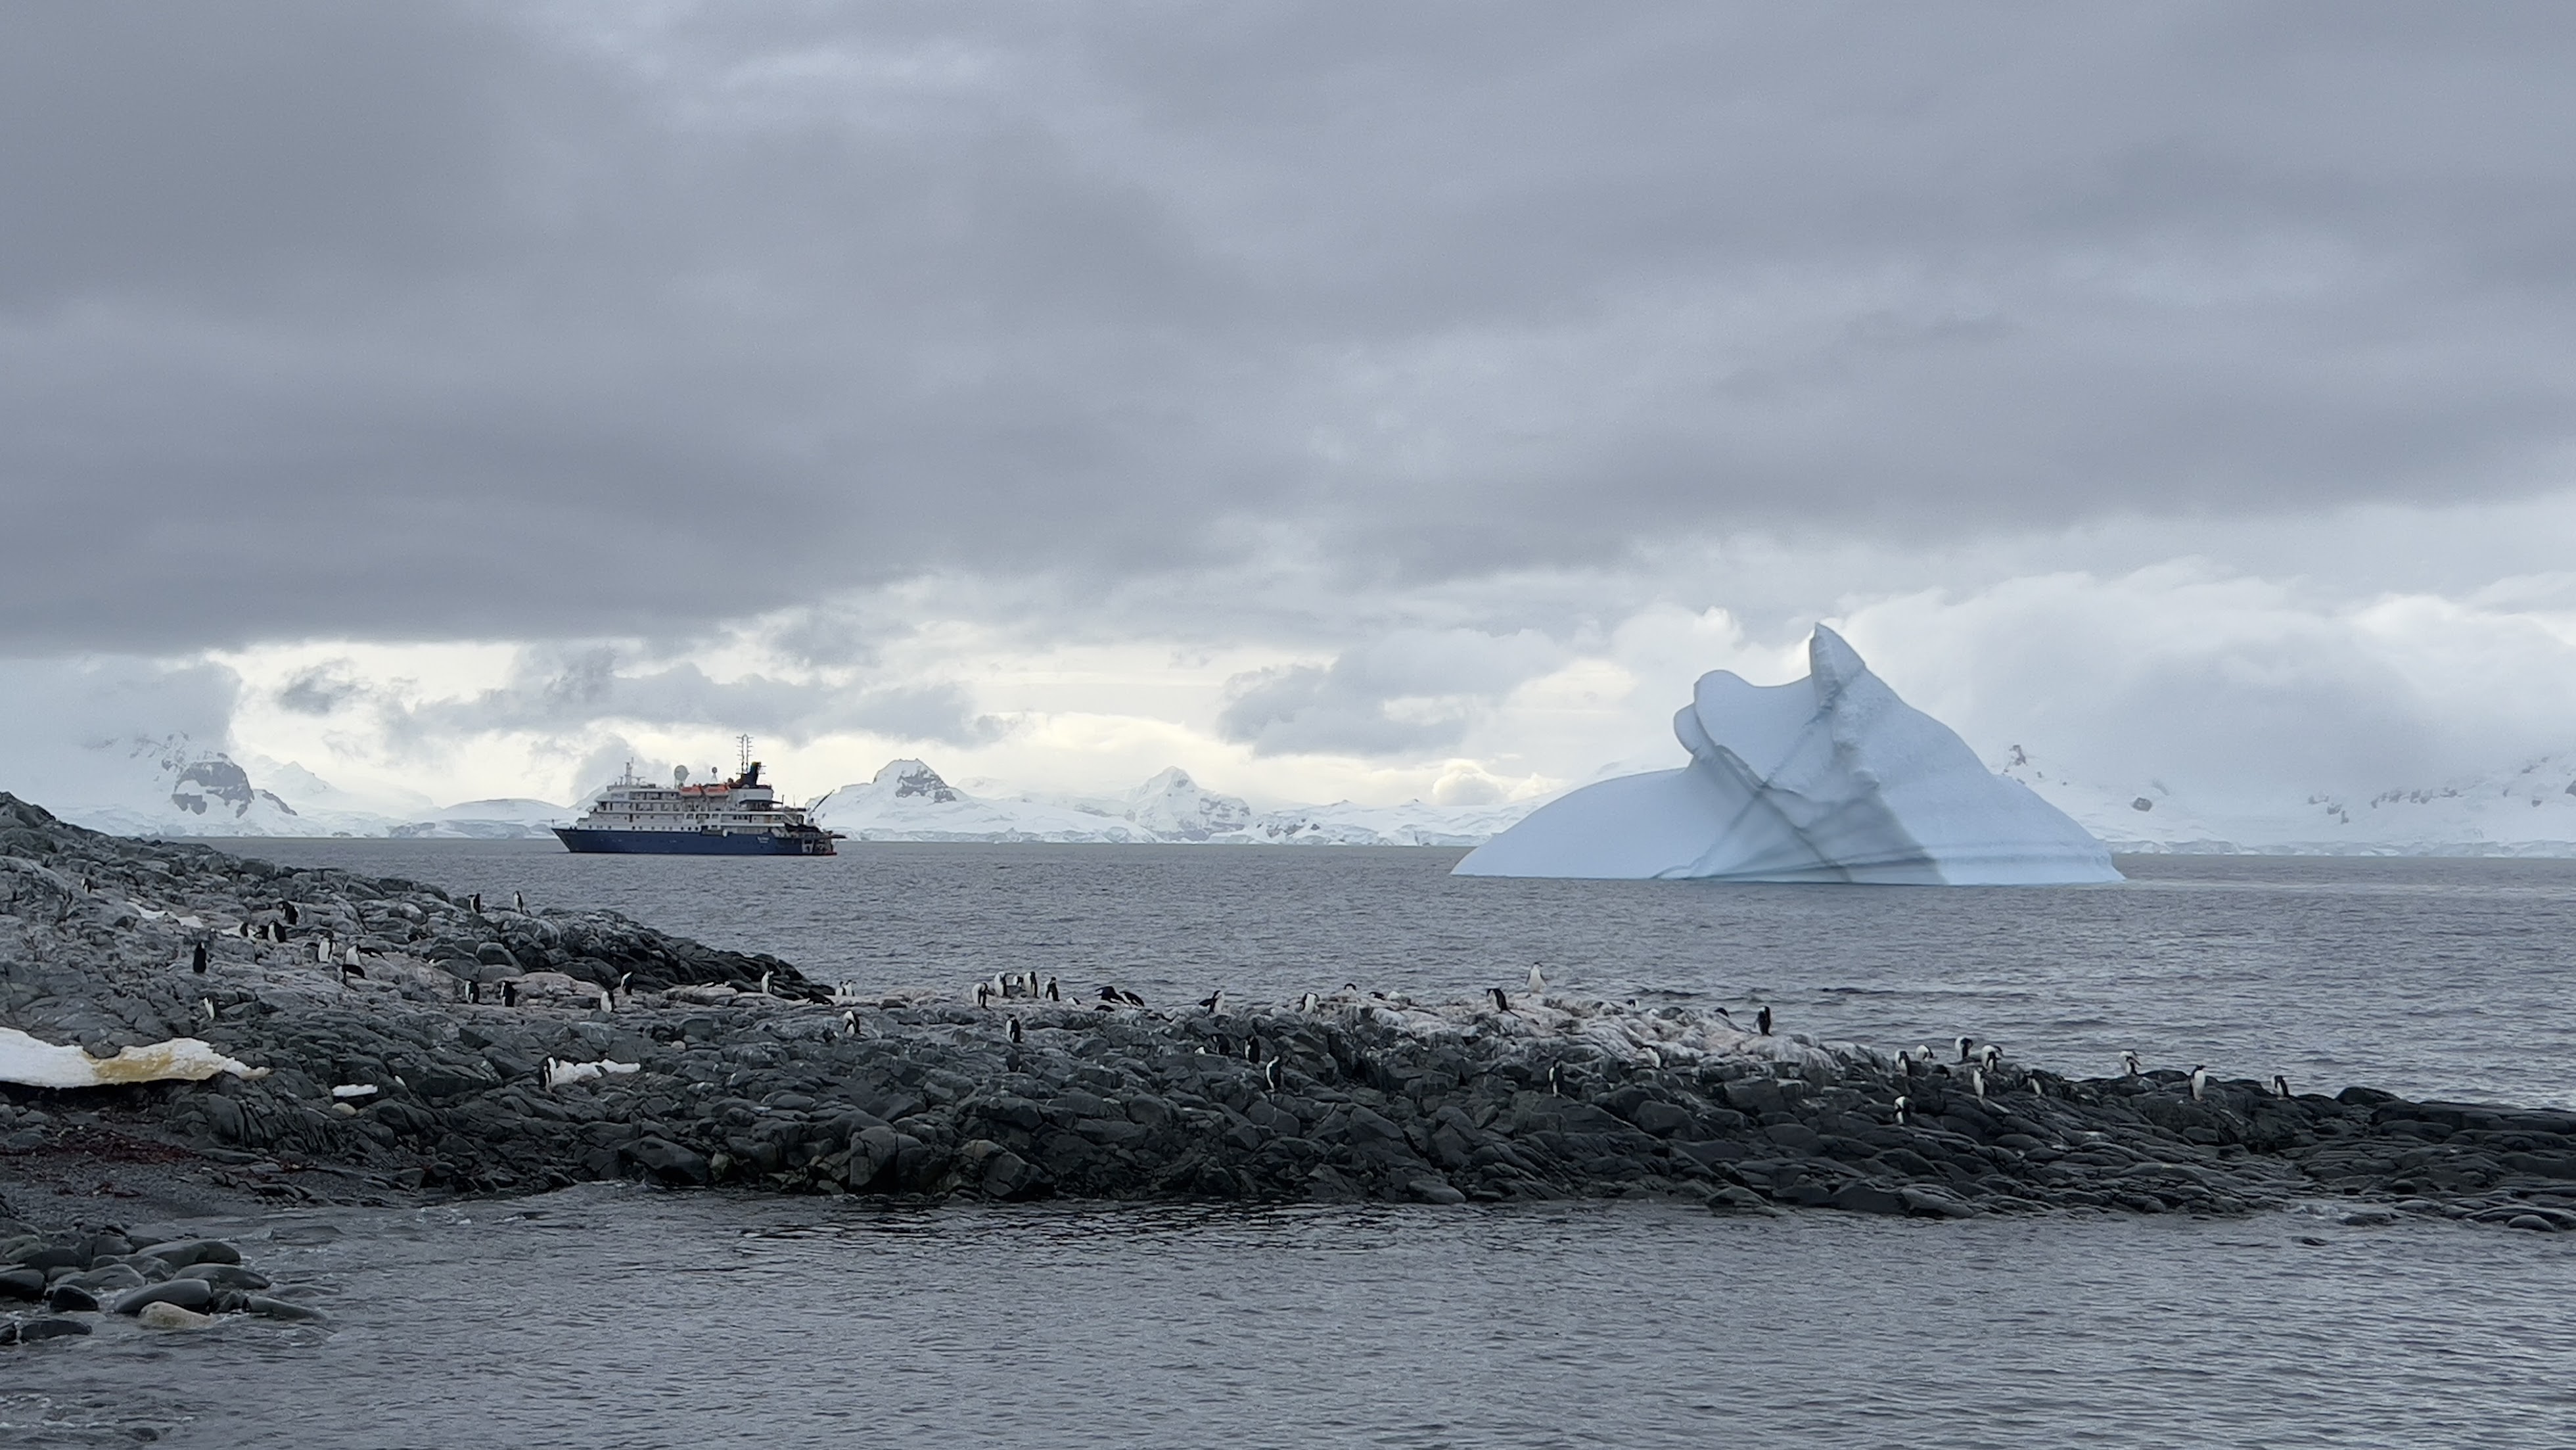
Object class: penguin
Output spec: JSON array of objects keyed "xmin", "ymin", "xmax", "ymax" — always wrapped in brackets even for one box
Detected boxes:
[
  {"xmin": 758, "ymin": 971, "xmax": 774, "ymax": 998},
  {"xmin": 1120, "ymin": 989, "xmax": 1144, "ymax": 1007},
  {"xmin": 469, "ymin": 981, "xmax": 482, "ymax": 1004},
  {"xmin": 1893, "ymin": 1094, "xmax": 1909, "ymax": 1126},
  {"xmin": 514, "ymin": 891, "xmax": 525, "ymax": 912},
  {"xmin": 1756, "ymin": 1006, "xmax": 1773, "ymax": 1037},
  {"xmin": 1971, "ymin": 1067, "xmax": 1987, "ymax": 1100},
  {"xmin": 1262, "ymin": 1059, "xmax": 1281, "ymax": 1090},
  {"xmin": 2189, "ymin": 1065, "xmax": 2210, "ymax": 1102},
  {"xmin": 1489, "ymin": 987, "xmax": 1511, "ymax": 1013},
  {"xmin": 2031, "ymin": 1078, "xmax": 2046, "ymax": 1098},
  {"xmin": 281, "ymin": 900, "xmax": 300, "ymax": 926},
  {"xmin": 618, "ymin": 971, "xmax": 633, "ymax": 1002},
  {"xmin": 1954, "ymin": 1035, "xmax": 1974, "ymax": 1063},
  {"xmin": 2273, "ymin": 1074, "xmax": 2291, "ymax": 1099},
  {"xmin": 1900, "ymin": 1052, "xmax": 1918, "ymax": 1079},
  {"xmin": 1245, "ymin": 1035, "xmax": 1261, "ymax": 1061},
  {"xmin": 1527, "ymin": 964, "xmax": 1546, "ymax": 995},
  {"xmin": 1299, "ymin": 992, "xmax": 1319, "ymax": 1013},
  {"xmin": 1199, "ymin": 989, "xmax": 1227, "ymax": 1016},
  {"xmin": 1978, "ymin": 1043, "xmax": 2002, "ymax": 1071},
  {"xmin": 2121, "ymin": 1050, "xmax": 2143, "ymax": 1077},
  {"xmin": 469, "ymin": 894, "xmax": 482, "ymax": 916},
  {"xmin": 976, "ymin": 981, "xmax": 995, "ymax": 1009},
  {"xmin": 191, "ymin": 941, "xmax": 208, "ymax": 975},
  {"xmin": 501, "ymin": 980, "xmax": 518, "ymax": 1008},
  {"xmin": 1546, "ymin": 1062, "xmax": 1561, "ymax": 1096},
  {"xmin": 1008, "ymin": 1016, "xmax": 1024, "ymax": 1044},
  {"xmin": 1045, "ymin": 976, "xmax": 1060, "ymax": 1002},
  {"xmin": 200, "ymin": 997, "xmax": 216, "ymax": 1025},
  {"xmin": 1099, "ymin": 984, "xmax": 1121, "ymax": 1003},
  {"xmin": 842, "ymin": 1010, "xmax": 860, "ymax": 1037}
]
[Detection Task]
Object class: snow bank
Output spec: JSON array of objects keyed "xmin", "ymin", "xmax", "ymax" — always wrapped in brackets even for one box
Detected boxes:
[
  {"xmin": 1455, "ymin": 626, "xmax": 2119, "ymax": 884},
  {"xmin": 0, "ymin": 1026, "xmax": 266, "ymax": 1088}
]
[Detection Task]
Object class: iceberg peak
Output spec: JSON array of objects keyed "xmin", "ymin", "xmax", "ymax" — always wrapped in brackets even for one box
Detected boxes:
[{"xmin": 1456, "ymin": 629, "xmax": 2120, "ymax": 884}]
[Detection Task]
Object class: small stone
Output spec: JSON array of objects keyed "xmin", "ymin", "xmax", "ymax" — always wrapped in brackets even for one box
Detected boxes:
[
  {"xmin": 137, "ymin": 1300, "xmax": 214, "ymax": 1330},
  {"xmin": 2506, "ymin": 1214, "xmax": 2556, "ymax": 1232}
]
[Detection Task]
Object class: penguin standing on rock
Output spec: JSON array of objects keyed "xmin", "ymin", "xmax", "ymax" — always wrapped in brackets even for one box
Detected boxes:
[
  {"xmin": 2189, "ymin": 1065, "xmax": 2211, "ymax": 1102},
  {"xmin": 502, "ymin": 980, "xmax": 518, "ymax": 1007},
  {"xmin": 1528, "ymin": 964, "xmax": 1546, "ymax": 995},
  {"xmin": 1008, "ymin": 1016, "xmax": 1024, "ymax": 1044},
  {"xmin": 1954, "ymin": 1035, "xmax": 1975, "ymax": 1064},
  {"xmin": 1263, "ymin": 1059, "xmax": 1281, "ymax": 1090},
  {"xmin": 1978, "ymin": 1043, "xmax": 2002, "ymax": 1072},
  {"xmin": 1893, "ymin": 1094, "xmax": 1909, "ymax": 1126},
  {"xmin": 281, "ymin": 900, "xmax": 300, "ymax": 927},
  {"xmin": 2273, "ymin": 1074, "xmax": 2292, "ymax": 1099},
  {"xmin": 2121, "ymin": 1050, "xmax": 2143, "ymax": 1077},
  {"xmin": 1045, "ymin": 977, "xmax": 1060, "ymax": 1002},
  {"xmin": 1756, "ymin": 1006, "xmax": 1773, "ymax": 1037},
  {"xmin": 191, "ymin": 941, "xmax": 208, "ymax": 975},
  {"xmin": 1489, "ymin": 987, "xmax": 1511, "ymax": 1013},
  {"xmin": 1199, "ymin": 989, "xmax": 1226, "ymax": 1016}
]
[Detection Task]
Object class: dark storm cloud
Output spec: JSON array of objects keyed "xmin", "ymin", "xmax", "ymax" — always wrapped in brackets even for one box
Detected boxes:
[
  {"xmin": 9, "ymin": 1, "xmax": 2576, "ymax": 651},
  {"xmin": 376, "ymin": 646, "xmax": 1002, "ymax": 747},
  {"xmin": 1218, "ymin": 628, "xmax": 1562, "ymax": 756}
]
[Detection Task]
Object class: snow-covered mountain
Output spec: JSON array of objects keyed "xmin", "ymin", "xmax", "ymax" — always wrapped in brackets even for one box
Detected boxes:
[
  {"xmin": 808, "ymin": 760, "xmax": 1543, "ymax": 846},
  {"xmin": 35, "ymin": 737, "xmax": 560, "ymax": 839},
  {"xmin": 1998, "ymin": 745, "xmax": 2576, "ymax": 856},
  {"xmin": 809, "ymin": 760, "xmax": 1163, "ymax": 843},
  {"xmin": 387, "ymin": 798, "xmax": 570, "ymax": 839}
]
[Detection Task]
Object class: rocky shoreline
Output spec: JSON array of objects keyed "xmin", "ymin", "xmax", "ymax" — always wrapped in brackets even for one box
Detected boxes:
[{"xmin": 7, "ymin": 792, "xmax": 2576, "ymax": 1240}]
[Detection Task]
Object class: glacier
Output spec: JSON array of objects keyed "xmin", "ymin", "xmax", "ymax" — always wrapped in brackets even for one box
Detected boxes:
[{"xmin": 1454, "ymin": 626, "xmax": 2121, "ymax": 884}]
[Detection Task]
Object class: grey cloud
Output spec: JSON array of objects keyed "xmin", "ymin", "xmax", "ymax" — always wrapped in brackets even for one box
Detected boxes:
[
  {"xmin": 10, "ymin": 2, "xmax": 2576, "ymax": 651},
  {"xmin": 276, "ymin": 662, "xmax": 366, "ymax": 716},
  {"xmin": 378, "ymin": 646, "xmax": 1001, "ymax": 748},
  {"xmin": 1218, "ymin": 628, "xmax": 1563, "ymax": 756}
]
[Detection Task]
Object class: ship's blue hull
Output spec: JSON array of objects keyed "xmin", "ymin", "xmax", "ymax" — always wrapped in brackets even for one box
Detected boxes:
[{"xmin": 553, "ymin": 828, "xmax": 836, "ymax": 856}]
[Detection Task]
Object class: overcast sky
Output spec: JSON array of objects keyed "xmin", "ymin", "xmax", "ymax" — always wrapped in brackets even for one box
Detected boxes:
[{"xmin": 5, "ymin": 1, "xmax": 2575, "ymax": 814}]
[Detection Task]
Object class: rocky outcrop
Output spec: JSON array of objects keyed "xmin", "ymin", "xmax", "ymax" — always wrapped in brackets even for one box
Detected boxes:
[{"xmin": 6, "ymin": 793, "xmax": 2576, "ymax": 1232}]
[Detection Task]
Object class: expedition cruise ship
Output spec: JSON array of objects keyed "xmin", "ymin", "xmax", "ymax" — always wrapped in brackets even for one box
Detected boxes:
[{"xmin": 554, "ymin": 744, "xmax": 838, "ymax": 856}]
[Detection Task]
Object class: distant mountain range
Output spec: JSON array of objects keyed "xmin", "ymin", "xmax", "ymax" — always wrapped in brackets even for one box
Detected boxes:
[
  {"xmin": 805, "ymin": 760, "xmax": 1536, "ymax": 846},
  {"xmin": 1995, "ymin": 745, "xmax": 2576, "ymax": 856},
  {"xmin": 24, "ymin": 733, "xmax": 2576, "ymax": 855}
]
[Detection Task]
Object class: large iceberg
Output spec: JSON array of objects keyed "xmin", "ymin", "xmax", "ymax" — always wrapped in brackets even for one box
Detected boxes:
[{"xmin": 1454, "ymin": 627, "xmax": 2120, "ymax": 884}]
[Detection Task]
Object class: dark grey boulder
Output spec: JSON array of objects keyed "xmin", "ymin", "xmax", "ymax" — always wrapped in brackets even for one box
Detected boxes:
[
  {"xmin": 113, "ymin": 1278, "xmax": 215, "ymax": 1315},
  {"xmin": 44, "ymin": 1284, "xmax": 101, "ymax": 1313},
  {"xmin": 622, "ymin": 1136, "xmax": 711, "ymax": 1186},
  {"xmin": 139, "ymin": 1238, "xmax": 241, "ymax": 1269},
  {"xmin": 1, "ymin": 1316, "xmax": 93, "ymax": 1344},
  {"xmin": 240, "ymin": 1294, "xmax": 329, "ymax": 1322},
  {"xmin": 1829, "ymin": 1181, "xmax": 1907, "ymax": 1216},
  {"xmin": 177, "ymin": 1263, "xmax": 273, "ymax": 1290},
  {"xmin": 0, "ymin": 1268, "xmax": 41, "ymax": 1301}
]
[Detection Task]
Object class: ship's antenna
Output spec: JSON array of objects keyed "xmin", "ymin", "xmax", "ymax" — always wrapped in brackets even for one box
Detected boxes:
[{"xmin": 737, "ymin": 734, "xmax": 753, "ymax": 776}]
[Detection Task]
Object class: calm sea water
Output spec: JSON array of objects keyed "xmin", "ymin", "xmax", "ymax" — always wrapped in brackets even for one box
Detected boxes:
[{"xmin": 13, "ymin": 842, "xmax": 2565, "ymax": 1449}]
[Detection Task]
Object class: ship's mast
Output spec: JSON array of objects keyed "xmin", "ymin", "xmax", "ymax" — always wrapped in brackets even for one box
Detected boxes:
[{"xmin": 737, "ymin": 734, "xmax": 753, "ymax": 776}]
